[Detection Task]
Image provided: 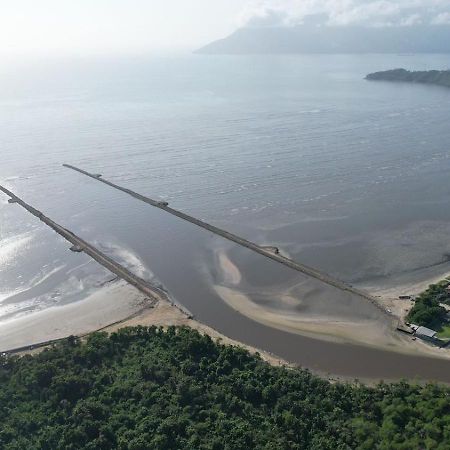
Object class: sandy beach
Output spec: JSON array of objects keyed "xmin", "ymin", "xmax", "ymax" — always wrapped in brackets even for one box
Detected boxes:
[
  {"xmin": 1, "ymin": 280, "xmax": 288, "ymax": 369},
  {"xmin": 365, "ymin": 272, "xmax": 450, "ymax": 320},
  {"xmin": 0, "ymin": 280, "xmax": 152, "ymax": 352}
]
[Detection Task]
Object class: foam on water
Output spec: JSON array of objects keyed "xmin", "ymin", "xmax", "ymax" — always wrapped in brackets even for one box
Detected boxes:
[
  {"xmin": 101, "ymin": 242, "xmax": 156, "ymax": 282},
  {"xmin": 0, "ymin": 264, "xmax": 65, "ymax": 306},
  {"xmin": 0, "ymin": 236, "xmax": 159, "ymax": 322}
]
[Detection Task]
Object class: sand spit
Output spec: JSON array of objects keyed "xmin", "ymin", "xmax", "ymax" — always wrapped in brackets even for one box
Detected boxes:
[
  {"xmin": 213, "ymin": 284, "xmax": 416, "ymax": 352},
  {"xmin": 214, "ymin": 247, "xmax": 395, "ymax": 346},
  {"xmin": 213, "ymin": 247, "xmax": 450, "ymax": 359}
]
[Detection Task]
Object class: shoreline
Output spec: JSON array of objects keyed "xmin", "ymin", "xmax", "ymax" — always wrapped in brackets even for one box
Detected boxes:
[
  {"xmin": 213, "ymin": 247, "xmax": 450, "ymax": 359},
  {"xmin": 3, "ymin": 247, "xmax": 450, "ymax": 384},
  {"xmin": 363, "ymin": 271, "xmax": 450, "ymax": 328},
  {"xmin": 7, "ymin": 283, "xmax": 450, "ymax": 386},
  {"xmin": 3, "ymin": 287, "xmax": 379, "ymax": 385},
  {"xmin": 0, "ymin": 280, "xmax": 154, "ymax": 352},
  {"xmin": 2, "ymin": 280, "xmax": 290, "ymax": 372}
]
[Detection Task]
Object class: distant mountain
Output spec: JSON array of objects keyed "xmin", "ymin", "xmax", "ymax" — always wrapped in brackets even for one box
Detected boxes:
[
  {"xmin": 196, "ymin": 25, "xmax": 450, "ymax": 54},
  {"xmin": 366, "ymin": 69, "xmax": 450, "ymax": 87}
]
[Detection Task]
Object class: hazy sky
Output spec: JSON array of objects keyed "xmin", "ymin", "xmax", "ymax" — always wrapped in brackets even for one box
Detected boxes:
[
  {"xmin": 1, "ymin": 0, "xmax": 450, "ymax": 57},
  {"xmin": 0, "ymin": 0, "xmax": 245, "ymax": 57}
]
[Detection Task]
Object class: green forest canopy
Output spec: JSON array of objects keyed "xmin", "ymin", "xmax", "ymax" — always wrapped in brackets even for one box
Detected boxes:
[
  {"xmin": 366, "ymin": 69, "xmax": 450, "ymax": 87},
  {"xmin": 1, "ymin": 326, "xmax": 450, "ymax": 449},
  {"xmin": 366, "ymin": 69, "xmax": 450, "ymax": 88},
  {"xmin": 407, "ymin": 281, "xmax": 450, "ymax": 329}
]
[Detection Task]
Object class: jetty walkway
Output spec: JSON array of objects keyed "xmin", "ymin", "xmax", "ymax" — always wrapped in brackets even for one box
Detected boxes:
[{"xmin": 0, "ymin": 184, "xmax": 191, "ymax": 321}]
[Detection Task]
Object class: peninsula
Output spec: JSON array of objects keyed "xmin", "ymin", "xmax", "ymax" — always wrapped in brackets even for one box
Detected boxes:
[
  {"xmin": 197, "ymin": 24, "xmax": 450, "ymax": 55},
  {"xmin": 366, "ymin": 69, "xmax": 450, "ymax": 88}
]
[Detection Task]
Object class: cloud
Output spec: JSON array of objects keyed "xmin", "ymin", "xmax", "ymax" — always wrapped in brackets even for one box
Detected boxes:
[
  {"xmin": 239, "ymin": 6, "xmax": 289, "ymax": 27},
  {"xmin": 432, "ymin": 11, "xmax": 450, "ymax": 24},
  {"xmin": 239, "ymin": 0, "xmax": 450, "ymax": 27},
  {"xmin": 399, "ymin": 13, "xmax": 422, "ymax": 26},
  {"xmin": 329, "ymin": 1, "xmax": 401, "ymax": 26}
]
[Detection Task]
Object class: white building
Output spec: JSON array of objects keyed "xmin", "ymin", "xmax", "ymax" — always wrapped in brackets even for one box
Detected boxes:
[{"xmin": 415, "ymin": 326, "xmax": 438, "ymax": 340}]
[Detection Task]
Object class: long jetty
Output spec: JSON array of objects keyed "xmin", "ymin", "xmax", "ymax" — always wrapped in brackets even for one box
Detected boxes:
[
  {"xmin": 0, "ymin": 184, "xmax": 190, "ymax": 315},
  {"xmin": 63, "ymin": 164, "xmax": 388, "ymax": 314}
]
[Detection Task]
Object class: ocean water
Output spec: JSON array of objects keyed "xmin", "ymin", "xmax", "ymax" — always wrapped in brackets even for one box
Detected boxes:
[{"xmin": 1, "ymin": 54, "xmax": 450, "ymax": 356}]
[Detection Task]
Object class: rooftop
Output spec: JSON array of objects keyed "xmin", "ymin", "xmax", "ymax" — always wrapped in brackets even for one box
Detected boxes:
[{"xmin": 415, "ymin": 326, "xmax": 437, "ymax": 339}]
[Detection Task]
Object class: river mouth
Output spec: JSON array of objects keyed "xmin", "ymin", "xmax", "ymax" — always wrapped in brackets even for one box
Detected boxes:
[
  {"xmin": 2, "ymin": 184, "xmax": 450, "ymax": 383},
  {"xmin": 2, "ymin": 54, "xmax": 450, "ymax": 381}
]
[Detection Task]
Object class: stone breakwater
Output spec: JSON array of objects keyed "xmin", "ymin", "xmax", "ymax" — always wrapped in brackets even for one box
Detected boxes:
[
  {"xmin": 0, "ymin": 184, "xmax": 193, "ymax": 328},
  {"xmin": 63, "ymin": 164, "xmax": 392, "ymax": 318}
]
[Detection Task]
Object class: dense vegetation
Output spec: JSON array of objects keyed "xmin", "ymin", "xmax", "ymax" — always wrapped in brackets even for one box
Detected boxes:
[
  {"xmin": 407, "ymin": 281, "xmax": 449, "ymax": 330},
  {"xmin": 1, "ymin": 327, "xmax": 450, "ymax": 449},
  {"xmin": 366, "ymin": 69, "xmax": 450, "ymax": 88}
]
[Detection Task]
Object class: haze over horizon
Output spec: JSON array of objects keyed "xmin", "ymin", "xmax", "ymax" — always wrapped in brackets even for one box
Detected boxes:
[{"xmin": 1, "ymin": 0, "xmax": 450, "ymax": 59}]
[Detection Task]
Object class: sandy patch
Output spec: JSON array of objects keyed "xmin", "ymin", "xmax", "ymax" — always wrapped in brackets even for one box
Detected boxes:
[
  {"xmin": 214, "ymin": 285, "xmax": 394, "ymax": 346},
  {"xmin": 212, "ymin": 284, "xmax": 450, "ymax": 359},
  {"xmin": 0, "ymin": 281, "xmax": 150, "ymax": 352},
  {"xmin": 211, "ymin": 246, "xmax": 450, "ymax": 359},
  {"xmin": 369, "ymin": 272, "xmax": 450, "ymax": 302},
  {"xmin": 217, "ymin": 251, "xmax": 241, "ymax": 286},
  {"xmin": 367, "ymin": 273, "xmax": 450, "ymax": 321}
]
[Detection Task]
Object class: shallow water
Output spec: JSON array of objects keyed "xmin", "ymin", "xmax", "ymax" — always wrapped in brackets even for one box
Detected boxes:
[{"xmin": 2, "ymin": 54, "xmax": 450, "ymax": 380}]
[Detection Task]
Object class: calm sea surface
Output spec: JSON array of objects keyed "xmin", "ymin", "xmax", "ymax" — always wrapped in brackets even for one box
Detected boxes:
[{"xmin": 2, "ymin": 54, "xmax": 450, "ymax": 379}]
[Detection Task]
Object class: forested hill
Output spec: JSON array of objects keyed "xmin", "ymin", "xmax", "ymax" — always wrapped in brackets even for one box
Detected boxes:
[
  {"xmin": 366, "ymin": 69, "xmax": 450, "ymax": 88},
  {"xmin": 1, "ymin": 327, "xmax": 450, "ymax": 449},
  {"xmin": 197, "ymin": 25, "xmax": 450, "ymax": 55}
]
